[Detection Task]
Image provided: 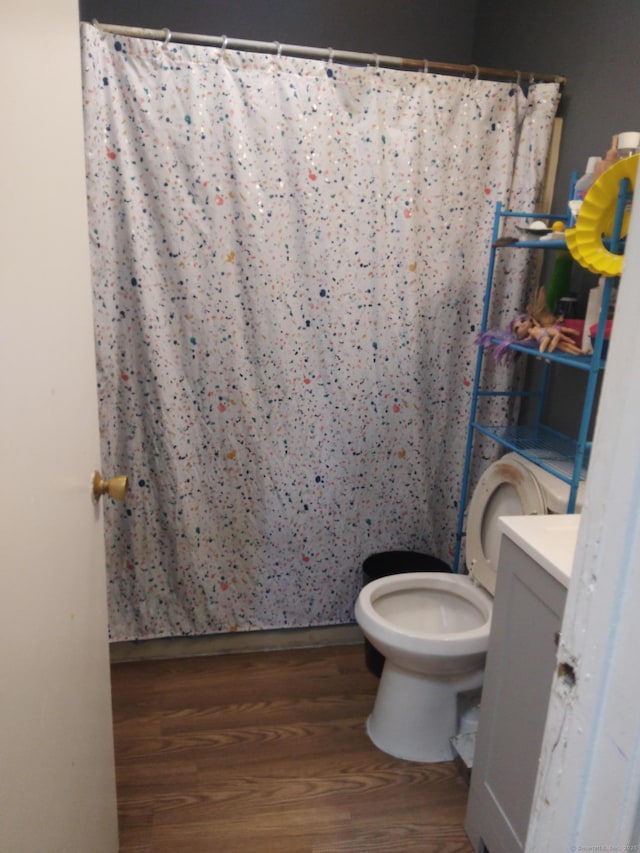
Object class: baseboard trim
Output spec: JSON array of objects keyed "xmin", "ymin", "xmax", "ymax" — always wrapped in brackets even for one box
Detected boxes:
[{"xmin": 110, "ymin": 623, "xmax": 363, "ymax": 663}]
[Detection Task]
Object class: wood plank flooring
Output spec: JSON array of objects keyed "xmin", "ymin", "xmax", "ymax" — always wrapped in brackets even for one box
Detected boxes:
[{"xmin": 111, "ymin": 643, "xmax": 475, "ymax": 852}]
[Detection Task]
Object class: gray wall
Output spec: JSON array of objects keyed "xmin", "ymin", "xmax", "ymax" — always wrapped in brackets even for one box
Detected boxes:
[
  {"xmin": 473, "ymin": 0, "xmax": 640, "ymax": 214},
  {"xmin": 79, "ymin": 0, "xmax": 479, "ymax": 64}
]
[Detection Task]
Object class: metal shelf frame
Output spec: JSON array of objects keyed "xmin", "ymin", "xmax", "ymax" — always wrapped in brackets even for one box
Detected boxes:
[{"xmin": 453, "ymin": 177, "xmax": 631, "ymax": 573}]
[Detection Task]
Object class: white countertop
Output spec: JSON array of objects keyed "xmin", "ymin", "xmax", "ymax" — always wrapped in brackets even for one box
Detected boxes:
[{"xmin": 497, "ymin": 514, "xmax": 581, "ymax": 588}]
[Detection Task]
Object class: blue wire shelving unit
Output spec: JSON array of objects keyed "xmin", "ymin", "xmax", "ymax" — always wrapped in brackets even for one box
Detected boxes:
[{"xmin": 453, "ymin": 176, "xmax": 631, "ymax": 573}]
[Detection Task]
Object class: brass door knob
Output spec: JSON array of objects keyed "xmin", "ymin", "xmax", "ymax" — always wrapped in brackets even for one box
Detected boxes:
[{"xmin": 93, "ymin": 471, "xmax": 129, "ymax": 502}]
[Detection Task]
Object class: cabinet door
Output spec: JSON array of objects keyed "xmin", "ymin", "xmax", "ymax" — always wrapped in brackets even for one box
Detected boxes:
[{"xmin": 465, "ymin": 537, "xmax": 566, "ymax": 853}]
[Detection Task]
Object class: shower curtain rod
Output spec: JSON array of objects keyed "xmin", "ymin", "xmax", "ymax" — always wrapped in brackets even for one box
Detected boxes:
[{"xmin": 89, "ymin": 21, "xmax": 566, "ymax": 86}]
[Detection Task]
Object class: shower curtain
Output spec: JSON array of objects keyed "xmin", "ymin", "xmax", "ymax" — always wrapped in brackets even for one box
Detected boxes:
[{"xmin": 81, "ymin": 23, "xmax": 560, "ymax": 641}]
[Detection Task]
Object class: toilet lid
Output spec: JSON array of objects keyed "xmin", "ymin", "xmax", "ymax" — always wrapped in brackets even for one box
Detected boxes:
[{"xmin": 466, "ymin": 456, "xmax": 545, "ymax": 595}]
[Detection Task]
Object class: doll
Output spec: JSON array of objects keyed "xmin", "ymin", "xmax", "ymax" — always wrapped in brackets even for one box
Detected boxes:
[
  {"xmin": 512, "ymin": 314, "xmax": 584, "ymax": 355},
  {"xmin": 476, "ymin": 288, "xmax": 585, "ymax": 361},
  {"xmin": 511, "ymin": 288, "xmax": 585, "ymax": 355}
]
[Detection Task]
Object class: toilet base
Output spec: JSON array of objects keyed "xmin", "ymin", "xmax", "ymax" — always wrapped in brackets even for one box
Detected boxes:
[{"xmin": 366, "ymin": 660, "xmax": 484, "ymax": 763}]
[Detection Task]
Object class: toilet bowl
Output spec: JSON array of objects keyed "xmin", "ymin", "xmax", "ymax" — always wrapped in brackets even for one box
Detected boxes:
[
  {"xmin": 355, "ymin": 572, "xmax": 492, "ymax": 762},
  {"xmin": 355, "ymin": 452, "xmax": 582, "ymax": 762}
]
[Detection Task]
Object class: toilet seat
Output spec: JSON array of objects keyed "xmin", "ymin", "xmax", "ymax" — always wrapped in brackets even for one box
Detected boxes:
[{"xmin": 466, "ymin": 455, "xmax": 545, "ymax": 594}]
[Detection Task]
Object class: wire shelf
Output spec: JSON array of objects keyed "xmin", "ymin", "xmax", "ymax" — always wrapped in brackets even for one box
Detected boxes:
[
  {"xmin": 488, "ymin": 336, "xmax": 600, "ymax": 370},
  {"xmin": 473, "ymin": 424, "xmax": 590, "ymax": 481}
]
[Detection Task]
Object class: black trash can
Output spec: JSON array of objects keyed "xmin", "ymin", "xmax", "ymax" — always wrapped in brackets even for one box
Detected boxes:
[{"xmin": 361, "ymin": 551, "xmax": 452, "ymax": 677}]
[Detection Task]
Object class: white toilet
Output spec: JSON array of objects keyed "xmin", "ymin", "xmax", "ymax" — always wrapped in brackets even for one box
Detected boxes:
[{"xmin": 355, "ymin": 452, "xmax": 583, "ymax": 763}]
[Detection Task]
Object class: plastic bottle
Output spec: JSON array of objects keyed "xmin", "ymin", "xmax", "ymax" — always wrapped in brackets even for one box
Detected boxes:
[
  {"xmin": 545, "ymin": 250, "xmax": 574, "ymax": 314},
  {"xmin": 568, "ymin": 156, "xmax": 599, "ymax": 226},
  {"xmin": 616, "ymin": 131, "xmax": 640, "ymax": 158}
]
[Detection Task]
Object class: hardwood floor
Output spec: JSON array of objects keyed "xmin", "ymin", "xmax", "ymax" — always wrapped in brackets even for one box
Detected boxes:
[{"xmin": 111, "ymin": 643, "xmax": 474, "ymax": 852}]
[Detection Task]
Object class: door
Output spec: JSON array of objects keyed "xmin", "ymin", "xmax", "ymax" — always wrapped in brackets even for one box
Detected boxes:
[{"xmin": 0, "ymin": 1, "xmax": 118, "ymax": 851}]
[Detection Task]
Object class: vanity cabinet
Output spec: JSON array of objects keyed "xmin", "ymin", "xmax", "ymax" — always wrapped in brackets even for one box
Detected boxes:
[{"xmin": 464, "ymin": 529, "xmax": 568, "ymax": 853}]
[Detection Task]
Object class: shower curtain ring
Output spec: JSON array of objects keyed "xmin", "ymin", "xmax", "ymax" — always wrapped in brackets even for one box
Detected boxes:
[
  {"xmin": 221, "ymin": 35, "xmax": 228, "ymax": 51},
  {"xmin": 163, "ymin": 28, "xmax": 172, "ymax": 46},
  {"xmin": 372, "ymin": 53, "xmax": 380, "ymax": 70},
  {"xmin": 274, "ymin": 41, "xmax": 282, "ymax": 59},
  {"xmin": 423, "ymin": 59, "xmax": 429, "ymax": 74},
  {"xmin": 472, "ymin": 64, "xmax": 480, "ymax": 81},
  {"xmin": 516, "ymin": 70, "xmax": 522, "ymax": 88},
  {"xmin": 327, "ymin": 47, "xmax": 334, "ymax": 66}
]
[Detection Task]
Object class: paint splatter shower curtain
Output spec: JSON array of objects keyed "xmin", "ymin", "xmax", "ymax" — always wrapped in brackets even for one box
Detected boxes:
[{"xmin": 81, "ymin": 23, "xmax": 560, "ymax": 641}]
